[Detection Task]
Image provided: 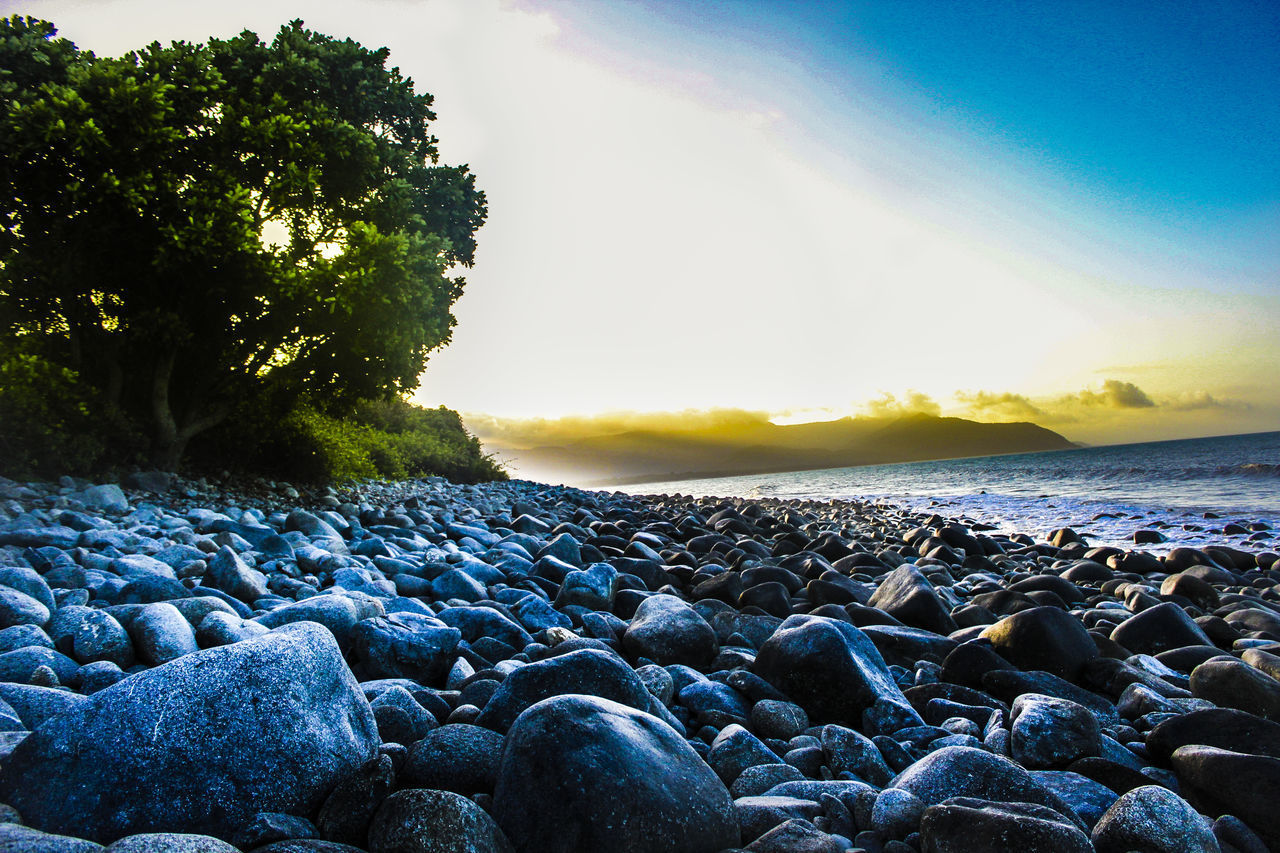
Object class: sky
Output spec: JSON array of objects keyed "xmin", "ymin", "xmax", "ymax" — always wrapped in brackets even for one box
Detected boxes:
[{"xmin": 11, "ymin": 0, "xmax": 1280, "ymax": 447}]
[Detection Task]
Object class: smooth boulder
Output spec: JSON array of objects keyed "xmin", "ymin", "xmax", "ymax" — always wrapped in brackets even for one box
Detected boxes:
[
  {"xmin": 753, "ymin": 614, "xmax": 921, "ymax": 730},
  {"xmin": 492, "ymin": 694, "xmax": 739, "ymax": 853},
  {"xmin": 0, "ymin": 623, "xmax": 379, "ymax": 843}
]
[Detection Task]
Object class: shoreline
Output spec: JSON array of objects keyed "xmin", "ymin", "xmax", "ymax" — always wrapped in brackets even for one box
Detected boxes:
[{"xmin": 0, "ymin": 472, "xmax": 1278, "ymax": 850}]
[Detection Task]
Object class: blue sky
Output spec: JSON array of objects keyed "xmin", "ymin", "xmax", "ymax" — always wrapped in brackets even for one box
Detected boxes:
[
  {"xmin": 543, "ymin": 0, "xmax": 1280, "ymax": 284},
  {"xmin": 19, "ymin": 0, "xmax": 1280, "ymax": 444}
]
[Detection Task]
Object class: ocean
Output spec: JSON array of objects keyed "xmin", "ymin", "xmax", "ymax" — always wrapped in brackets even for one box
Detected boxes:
[{"xmin": 615, "ymin": 431, "xmax": 1280, "ymax": 554}]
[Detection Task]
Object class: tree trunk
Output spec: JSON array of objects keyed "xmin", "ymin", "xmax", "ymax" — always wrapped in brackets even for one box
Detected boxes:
[{"xmin": 150, "ymin": 353, "xmax": 228, "ymax": 471}]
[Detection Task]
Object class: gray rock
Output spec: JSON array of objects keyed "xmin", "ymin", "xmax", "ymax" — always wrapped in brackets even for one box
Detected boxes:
[
  {"xmin": 70, "ymin": 609, "xmax": 133, "ymax": 667},
  {"xmin": 871, "ymin": 787, "xmax": 925, "ymax": 840},
  {"xmin": 1091, "ymin": 785, "xmax": 1219, "ymax": 853},
  {"xmin": 315, "ymin": 754, "xmax": 394, "ymax": 848},
  {"xmin": 0, "ymin": 683, "xmax": 87, "ymax": 728},
  {"xmin": 349, "ymin": 614, "xmax": 460, "ymax": 684},
  {"xmin": 744, "ymin": 818, "xmax": 844, "ymax": 853},
  {"xmin": 0, "ymin": 567, "xmax": 55, "ymax": 610},
  {"xmin": 1031, "ymin": 770, "xmax": 1121, "ymax": 830},
  {"xmin": 892, "ymin": 746, "xmax": 1085, "ymax": 829},
  {"xmin": 367, "ymin": 789, "xmax": 514, "ymax": 853},
  {"xmin": 709, "ymin": 723, "xmax": 780, "ymax": 785},
  {"xmin": 105, "ymin": 834, "xmax": 239, "ymax": 851},
  {"xmin": 82, "ymin": 484, "xmax": 129, "ymax": 514},
  {"xmin": 0, "ymin": 823, "xmax": 104, "ymax": 851},
  {"xmin": 493, "ymin": 694, "xmax": 739, "ymax": 852},
  {"xmin": 195, "ymin": 611, "xmax": 269, "ymax": 648},
  {"xmin": 0, "ymin": 586, "xmax": 50, "ymax": 629},
  {"xmin": 254, "ymin": 596, "xmax": 361, "ymax": 647},
  {"xmin": 0, "ymin": 645, "xmax": 79, "ymax": 684},
  {"xmin": 820, "ymin": 724, "xmax": 894, "ymax": 786},
  {"xmin": 0, "ymin": 623, "xmax": 379, "ymax": 843},
  {"xmin": 128, "ymin": 602, "xmax": 198, "ymax": 666}
]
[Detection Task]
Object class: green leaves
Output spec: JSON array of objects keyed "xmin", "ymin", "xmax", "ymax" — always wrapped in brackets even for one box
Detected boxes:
[{"xmin": 0, "ymin": 16, "xmax": 486, "ymax": 470}]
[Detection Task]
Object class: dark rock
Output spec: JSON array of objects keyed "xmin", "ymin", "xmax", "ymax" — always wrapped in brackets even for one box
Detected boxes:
[
  {"xmin": 919, "ymin": 797, "xmax": 1093, "ymax": 853},
  {"xmin": 622, "ymin": 594, "xmax": 718, "ymax": 667},
  {"xmin": 753, "ymin": 614, "xmax": 921, "ymax": 730},
  {"xmin": 105, "ymin": 833, "xmax": 239, "ymax": 851},
  {"xmin": 367, "ymin": 789, "xmax": 513, "ymax": 853},
  {"xmin": 0, "ymin": 824, "xmax": 103, "ymax": 851},
  {"xmin": 979, "ymin": 606, "xmax": 1098, "ymax": 681},
  {"xmin": 128, "ymin": 602, "xmax": 198, "ymax": 666},
  {"xmin": 1189, "ymin": 657, "xmax": 1280, "ymax": 721},
  {"xmin": 744, "ymin": 819, "xmax": 844, "ymax": 853},
  {"xmin": 1171, "ymin": 745, "xmax": 1280, "ymax": 850},
  {"xmin": 315, "ymin": 755, "xmax": 395, "ymax": 848},
  {"xmin": 493, "ymin": 694, "xmax": 739, "ymax": 853},
  {"xmin": 750, "ymin": 699, "xmax": 809, "ymax": 741},
  {"xmin": 0, "ymin": 586, "xmax": 50, "ymax": 630},
  {"xmin": 402, "ymin": 723, "xmax": 505, "ymax": 794},
  {"xmin": 1111, "ymin": 602, "xmax": 1213, "ymax": 656},
  {"xmin": 349, "ymin": 615, "xmax": 460, "ymax": 684},
  {"xmin": 891, "ymin": 746, "xmax": 1085, "ymax": 828},
  {"xmin": 476, "ymin": 648, "xmax": 654, "ymax": 733},
  {"xmin": 1031, "ymin": 770, "xmax": 1121, "ymax": 830},
  {"xmin": 0, "ymin": 623, "xmax": 379, "ymax": 843},
  {"xmin": 868, "ymin": 565, "xmax": 957, "ymax": 635},
  {"xmin": 1090, "ymin": 784, "xmax": 1219, "ymax": 853},
  {"xmin": 708, "ymin": 723, "xmax": 779, "ymax": 785},
  {"xmin": 1010, "ymin": 693, "xmax": 1102, "ymax": 768},
  {"xmin": 0, "ymin": 683, "xmax": 86, "ymax": 729},
  {"xmin": 821, "ymin": 724, "xmax": 894, "ymax": 787},
  {"xmin": 733, "ymin": 797, "xmax": 823, "ymax": 844},
  {"xmin": 203, "ymin": 546, "xmax": 269, "ymax": 604},
  {"xmin": 231, "ymin": 813, "xmax": 318, "ymax": 850},
  {"xmin": 1146, "ymin": 701, "xmax": 1280, "ymax": 758}
]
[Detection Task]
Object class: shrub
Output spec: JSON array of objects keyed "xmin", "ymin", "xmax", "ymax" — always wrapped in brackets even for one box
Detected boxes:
[{"xmin": 0, "ymin": 349, "xmax": 106, "ymax": 477}]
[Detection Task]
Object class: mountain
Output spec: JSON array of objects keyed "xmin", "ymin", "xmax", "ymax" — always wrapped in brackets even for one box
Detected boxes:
[{"xmin": 487, "ymin": 412, "xmax": 1077, "ymax": 486}]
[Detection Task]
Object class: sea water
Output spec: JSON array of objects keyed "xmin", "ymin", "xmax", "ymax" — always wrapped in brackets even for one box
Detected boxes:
[{"xmin": 616, "ymin": 431, "xmax": 1280, "ymax": 553}]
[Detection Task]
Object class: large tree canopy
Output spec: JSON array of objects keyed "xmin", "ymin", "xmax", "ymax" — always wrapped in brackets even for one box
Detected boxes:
[{"xmin": 0, "ymin": 16, "xmax": 486, "ymax": 469}]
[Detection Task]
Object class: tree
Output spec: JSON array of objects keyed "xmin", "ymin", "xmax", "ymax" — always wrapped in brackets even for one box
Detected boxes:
[{"xmin": 0, "ymin": 17, "xmax": 486, "ymax": 469}]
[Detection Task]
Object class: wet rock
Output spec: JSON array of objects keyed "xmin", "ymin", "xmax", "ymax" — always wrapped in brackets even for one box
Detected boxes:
[
  {"xmin": 1010, "ymin": 693, "xmax": 1102, "ymax": 768},
  {"xmin": 1171, "ymin": 745, "xmax": 1280, "ymax": 850},
  {"xmin": 891, "ymin": 746, "xmax": 1084, "ymax": 828},
  {"xmin": 476, "ymin": 648, "xmax": 653, "ymax": 733},
  {"xmin": 1111, "ymin": 602, "xmax": 1213, "ymax": 657},
  {"xmin": 367, "ymin": 789, "xmax": 513, "ymax": 853}
]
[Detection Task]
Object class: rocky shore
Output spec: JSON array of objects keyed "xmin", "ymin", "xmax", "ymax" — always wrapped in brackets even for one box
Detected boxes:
[{"xmin": 0, "ymin": 472, "xmax": 1278, "ymax": 852}]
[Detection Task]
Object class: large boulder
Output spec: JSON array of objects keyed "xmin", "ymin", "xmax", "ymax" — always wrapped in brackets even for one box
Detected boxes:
[
  {"xmin": 753, "ymin": 614, "xmax": 921, "ymax": 731},
  {"xmin": 492, "ymin": 694, "xmax": 739, "ymax": 853},
  {"xmin": 0, "ymin": 623, "xmax": 379, "ymax": 843},
  {"xmin": 919, "ymin": 798, "xmax": 1093, "ymax": 853},
  {"xmin": 1110, "ymin": 602, "xmax": 1212, "ymax": 657},
  {"xmin": 1189, "ymin": 658, "xmax": 1280, "ymax": 721}
]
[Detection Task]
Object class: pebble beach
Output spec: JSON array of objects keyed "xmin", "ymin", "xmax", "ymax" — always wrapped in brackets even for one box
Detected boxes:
[{"xmin": 0, "ymin": 471, "xmax": 1277, "ymax": 852}]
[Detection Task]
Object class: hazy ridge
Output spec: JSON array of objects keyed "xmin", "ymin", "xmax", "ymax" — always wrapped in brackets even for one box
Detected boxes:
[{"xmin": 488, "ymin": 412, "xmax": 1077, "ymax": 485}]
